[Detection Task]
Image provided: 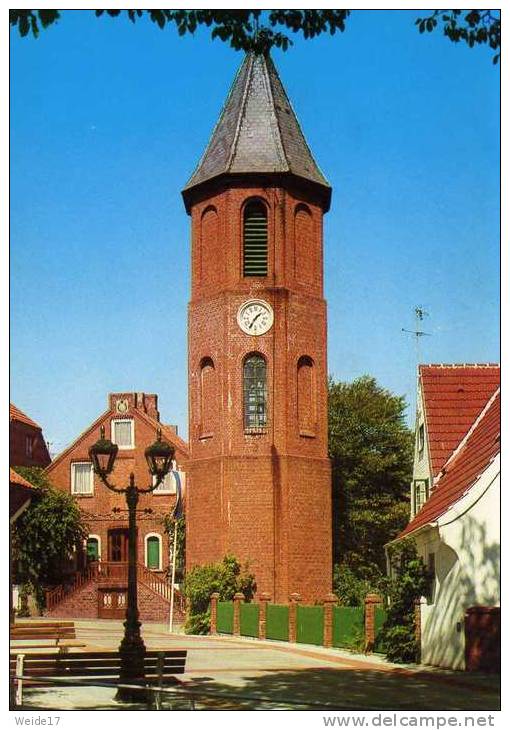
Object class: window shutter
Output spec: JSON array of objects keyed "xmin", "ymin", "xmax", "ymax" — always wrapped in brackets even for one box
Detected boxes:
[
  {"xmin": 243, "ymin": 203, "xmax": 268, "ymax": 276},
  {"xmin": 147, "ymin": 537, "xmax": 160, "ymax": 569}
]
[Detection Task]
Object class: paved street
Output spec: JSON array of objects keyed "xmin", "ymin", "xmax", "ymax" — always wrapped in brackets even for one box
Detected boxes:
[{"xmin": 13, "ymin": 619, "xmax": 500, "ymax": 711}]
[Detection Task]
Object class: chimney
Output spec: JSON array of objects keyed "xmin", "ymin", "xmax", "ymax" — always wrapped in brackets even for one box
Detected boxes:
[{"xmin": 135, "ymin": 393, "xmax": 160, "ymax": 421}]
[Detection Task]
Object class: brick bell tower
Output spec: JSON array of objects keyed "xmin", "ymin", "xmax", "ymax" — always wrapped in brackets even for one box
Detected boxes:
[{"xmin": 182, "ymin": 52, "xmax": 332, "ymax": 603}]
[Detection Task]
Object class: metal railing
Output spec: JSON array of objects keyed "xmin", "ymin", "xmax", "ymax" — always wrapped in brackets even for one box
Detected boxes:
[
  {"xmin": 10, "ymin": 673, "xmax": 353, "ymax": 711},
  {"xmin": 45, "ymin": 562, "xmax": 186, "ymax": 615}
]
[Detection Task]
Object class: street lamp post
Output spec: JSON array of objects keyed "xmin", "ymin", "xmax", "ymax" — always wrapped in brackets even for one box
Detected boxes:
[{"xmin": 89, "ymin": 426, "xmax": 174, "ymax": 701}]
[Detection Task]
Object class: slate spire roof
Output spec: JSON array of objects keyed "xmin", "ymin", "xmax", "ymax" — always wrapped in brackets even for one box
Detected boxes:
[{"xmin": 183, "ymin": 52, "xmax": 331, "ymax": 206}]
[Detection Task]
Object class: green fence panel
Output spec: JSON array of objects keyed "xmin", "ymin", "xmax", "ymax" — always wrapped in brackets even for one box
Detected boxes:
[
  {"xmin": 266, "ymin": 604, "xmax": 289, "ymax": 641},
  {"xmin": 332, "ymin": 606, "xmax": 364, "ymax": 648},
  {"xmin": 296, "ymin": 605, "xmax": 324, "ymax": 646},
  {"xmin": 374, "ymin": 606, "xmax": 387, "ymax": 653},
  {"xmin": 216, "ymin": 601, "xmax": 234, "ymax": 634},
  {"xmin": 240, "ymin": 603, "xmax": 260, "ymax": 638}
]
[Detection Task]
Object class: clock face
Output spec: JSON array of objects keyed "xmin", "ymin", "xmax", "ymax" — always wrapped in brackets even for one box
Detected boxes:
[{"xmin": 237, "ymin": 299, "xmax": 274, "ymax": 336}]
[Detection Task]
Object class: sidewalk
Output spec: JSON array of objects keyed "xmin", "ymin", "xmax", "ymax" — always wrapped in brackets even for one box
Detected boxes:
[{"xmin": 13, "ymin": 619, "xmax": 500, "ymax": 711}]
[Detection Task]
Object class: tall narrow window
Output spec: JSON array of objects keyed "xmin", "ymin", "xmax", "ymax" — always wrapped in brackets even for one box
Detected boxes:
[
  {"xmin": 243, "ymin": 354, "xmax": 267, "ymax": 430},
  {"xmin": 243, "ymin": 201, "xmax": 267, "ymax": 276},
  {"xmin": 414, "ymin": 479, "xmax": 429, "ymax": 514},
  {"xmin": 86, "ymin": 537, "xmax": 100, "ymax": 562},
  {"xmin": 146, "ymin": 535, "xmax": 161, "ymax": 570}
]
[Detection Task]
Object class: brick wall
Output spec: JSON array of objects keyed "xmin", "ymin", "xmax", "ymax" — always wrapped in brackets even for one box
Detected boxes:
[
  {"xmin": 46, "ymin": 393, "xmax": 188, "ymax": 574},
  {"xmin": 186, "ymin": 181, "xmax": 332, "ymax": 603},
  {"xmin": 46, "ymin": 579, "xmax": 182, "ymax": 623}
]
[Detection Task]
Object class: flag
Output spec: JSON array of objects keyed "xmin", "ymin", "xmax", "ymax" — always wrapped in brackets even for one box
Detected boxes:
[{"xmin": 172, "ymin": 470, "xmax": 183, "ymax": 520}]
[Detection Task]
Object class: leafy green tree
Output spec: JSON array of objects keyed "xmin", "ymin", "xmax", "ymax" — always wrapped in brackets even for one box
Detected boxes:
[
  {"xmin": 379, "ymin": 539, "xmax": 430, "ymax": 663},
  {"xmin": 9, "ymin": 9, "xmax": 500, "ymax": 62},
  {"xmin": 183, "ymin": 555, "xmax": 256, "ymax": 635},
  {"xmin": 11, "ymin": 467, "xmax": 88, "ymax": 611},
  {"xmin": 329, "ymin": 376, "xmax": 413, "ymax": 585}
]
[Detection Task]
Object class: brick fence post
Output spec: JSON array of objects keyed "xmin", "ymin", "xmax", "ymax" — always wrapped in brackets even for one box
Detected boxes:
[
  {"xmin": 258, "ymin": 592, "xmax": 271, "ymax": 640},
  {"xmin": 233, "ymin": 592, "xmax": 244, "ymax": 636},
  {"xmin": 364, "ymin": 593, "xmax": 382, "ymax": 653},
  {"xmin": 210, "ymin": 592, "xmax": 220, "ymax": 635},
  {"xmin": 322, "ymin": 593, "xmax": 338, "ymax": 648},
  {"xmin": 288, "ymin": 592, "xmax": 301, "ymax": 643}
]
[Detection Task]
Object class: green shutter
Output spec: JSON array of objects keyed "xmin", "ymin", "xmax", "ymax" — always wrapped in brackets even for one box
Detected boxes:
[
  {"xmin": 243, "ymin": 204, "xmax": 267, "ymax": 276},
  {"xmin": 86, "ymin": 538, "xmax": 99, "ymax": 562},
  {"xmin": 147, "ymin": 537, "xmax": 160, "ymax": 569}
]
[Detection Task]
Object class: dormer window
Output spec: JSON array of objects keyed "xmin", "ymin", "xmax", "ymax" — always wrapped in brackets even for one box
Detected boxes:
[
  {"xmin": 243, "ymin": 201, "xmax": 268, "ymax": 277},
  {"xmin": 111, "ymin": 419, "xmax": 134, "ymax": 449}
]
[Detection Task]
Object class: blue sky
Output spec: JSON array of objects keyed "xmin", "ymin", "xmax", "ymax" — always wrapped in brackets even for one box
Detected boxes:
[{"xmin": 10, "ymin": 10, "xmax": 499, "ymax": 454}]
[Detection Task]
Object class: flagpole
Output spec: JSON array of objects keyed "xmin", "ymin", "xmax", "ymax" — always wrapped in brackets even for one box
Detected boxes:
[{"xmin": 169, "ymin": 523, "xmax": 178, "ymax": 633}]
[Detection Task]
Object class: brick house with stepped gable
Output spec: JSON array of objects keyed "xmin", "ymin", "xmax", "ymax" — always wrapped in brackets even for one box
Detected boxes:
[
  {"xmin": 183, "ymin": 51, "xmax": 332, "ymax": 603},
  {"xmin": 388, "ymin": 364, "xmax": 500, "ymax": 670},
  {"xmin": 10, "ymin": 403, "xmax": 51, "ymax": 468},
  {"xmin": 44, "ymin": 392, "xmax": 188, "ymax": 622}
]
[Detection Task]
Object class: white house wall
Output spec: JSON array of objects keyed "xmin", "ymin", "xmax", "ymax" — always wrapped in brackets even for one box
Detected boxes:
[{"xmin": 416, "ymin": 455, "xmax": 500, "ymax": 670}]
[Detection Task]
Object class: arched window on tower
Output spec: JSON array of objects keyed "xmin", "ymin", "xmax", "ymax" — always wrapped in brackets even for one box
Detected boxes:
[
  {"xmin": 199, "ymin": 357, "xmax": 217, "ymax": 437},
  {"xmin": 243, "ymin": 201, "xmax": 268, "ymax": 277},
  {"xmin": 297, "ymin": 355, "xmax": 316, "ymax": 435},
  {"xmin": 243, "ymin": 354, "xmax": 267, "ymax": 430}
]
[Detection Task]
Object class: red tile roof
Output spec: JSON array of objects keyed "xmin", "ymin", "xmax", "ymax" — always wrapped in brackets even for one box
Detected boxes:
[
  {"xmin": 9, "ymin": 403, "xmax": 41, "ymax": 430},
  {"xmin": 399, "ymin": 389, "xmax": 500, "ymax": 538},
  {"xmin": 9, "ymin": 467, "xmax": 37, "ymax": 491},
  {"xmin": 420, "ymin": 364, "xmax": 500, "ymax": 476}
]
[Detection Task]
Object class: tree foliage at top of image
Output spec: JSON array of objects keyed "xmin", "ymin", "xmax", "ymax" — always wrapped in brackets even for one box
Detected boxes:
[
  {"xmin": 9, "ymin": 9, "xmax": 500, "ymax": 62},
  {"xmin": 329, "ymin": 376, "xmax": 413, "ymax": 583},
  {"xmin": 9, "ymin": 9, "xmax": 350, "ymax": 54},
  {"xmin": 11, "ymin": 467, "xmax": 88, "ymax": 608},
  {"xmin": 416, "ymin": 9, "xmax": 500, "ymax": 64}
]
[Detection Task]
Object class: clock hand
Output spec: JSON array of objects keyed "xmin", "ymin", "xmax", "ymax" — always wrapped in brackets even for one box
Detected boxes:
[{"xmin": 249, "ymin": 312, "xmax": 262, "ymax": 329}]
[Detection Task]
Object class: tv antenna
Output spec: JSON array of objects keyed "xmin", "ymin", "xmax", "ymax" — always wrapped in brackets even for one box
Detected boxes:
[{"xmin": 402, "ymin": 306, "xmax": 431, "ymax": 365}]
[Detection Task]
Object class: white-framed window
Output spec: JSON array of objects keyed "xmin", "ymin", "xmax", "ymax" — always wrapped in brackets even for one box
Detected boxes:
[
  {"xmin": 145, "ymin": 533, "xmax": 162, "ymax": 570},
  {"xmin": 152, "ymin": 463, "xmax": 179, "ymax": 495},
  {"xmin": 71, "ymin": 462, "xmax": 94, "ymax": 495},
  {"xmin": 413, "ymin": 478, "xmax": 429, "ymax": 514},
  {"xmin": 25, "ymin": 435, "xmax": 33, "ymax": 457},
  {"xmin": 111, "ymin": 419, "xmax": 135, "ymax": 449}
]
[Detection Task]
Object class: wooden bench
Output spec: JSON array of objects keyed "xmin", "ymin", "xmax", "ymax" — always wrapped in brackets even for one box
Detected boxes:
[
  {"xmin": 10, "ymin": 621, "xmax": 84, "ymax": 652},
  {"xmin": 10, "ymin": 650, "xmax": 188, "ymax": 707}
]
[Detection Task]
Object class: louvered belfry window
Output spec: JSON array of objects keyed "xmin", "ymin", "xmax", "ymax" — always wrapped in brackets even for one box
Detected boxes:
[
  {"xmin": 243, "ymin": 354, "xmax": 267, "ymax": 429},
  {"xmin": 243, "ymin": 201, "xmax": 268, "ymax": 276}
]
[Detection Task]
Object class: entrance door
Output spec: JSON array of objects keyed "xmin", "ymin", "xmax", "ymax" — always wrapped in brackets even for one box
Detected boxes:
[{"xmin": 108, "ymin": 529, "xmax": 129, "ymax": 562}]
